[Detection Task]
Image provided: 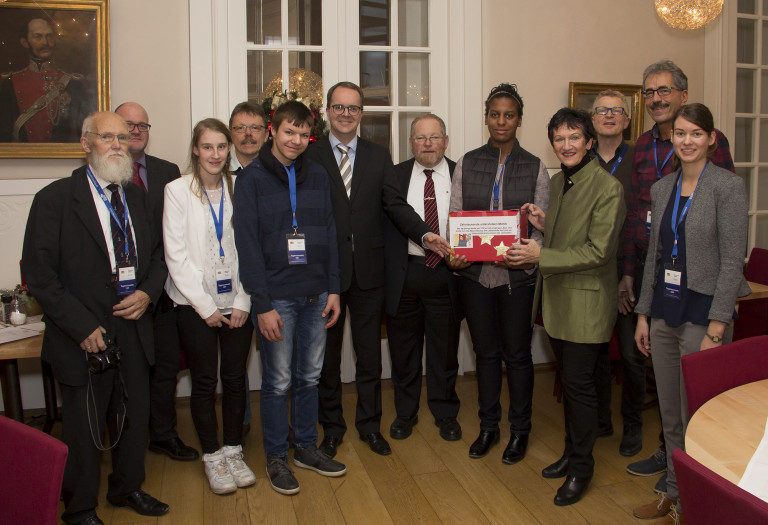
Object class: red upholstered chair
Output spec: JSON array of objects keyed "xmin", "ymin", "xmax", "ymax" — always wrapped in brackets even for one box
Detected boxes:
[
  {"xmin": 673, "ymin": 449, "xmax": 768, "ymax": 524},
  {"xmin": 0, "ymin": 415, "xmax": 68, "ymax": 525},
  {"xmin": 681, "ymin": 335, "xmax": 768, "ymax": 418},
  {"xmin": 733, "ymin": 247, "xmax": 768, "ymax": 341}
]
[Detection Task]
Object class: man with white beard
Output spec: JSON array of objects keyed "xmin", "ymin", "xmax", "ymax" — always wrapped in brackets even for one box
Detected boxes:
[{"xmin": 21, "ymin": 111, "xmax": 170, "ymax": 525}]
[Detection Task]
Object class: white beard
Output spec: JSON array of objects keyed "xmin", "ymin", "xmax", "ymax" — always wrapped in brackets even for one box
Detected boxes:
[{"xmin": 91, "ymin": 150, "xmax": 132, "ymax": 185}]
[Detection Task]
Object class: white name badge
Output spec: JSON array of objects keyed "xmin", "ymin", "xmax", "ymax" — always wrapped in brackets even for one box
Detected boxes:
[
  {"xmin": 663, "ymin": 263, "xmax": 682, "ymax": 300},
  {"xmin": 287, "ymin": 233, "xmax": 307, "ymax": 265},
  {"xmin": 646, "ymin": 210, "xmax": 652, "ymax": 237},
  {"xmin": 117, "ymin": 265, "xmax": 136, "ymax": 295},
  {"xmin": 216, "ymin": 267, "xmax": 233, "ymax": 294}
]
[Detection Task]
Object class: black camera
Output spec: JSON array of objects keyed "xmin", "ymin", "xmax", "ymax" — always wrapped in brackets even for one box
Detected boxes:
[{"xmin": 87, "ymin": 342, "xmax": 122, "ymax": 374}]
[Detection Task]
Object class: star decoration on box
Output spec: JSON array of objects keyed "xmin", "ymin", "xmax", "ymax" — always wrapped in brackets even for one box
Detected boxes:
[
  {"xmin": 494, "ymin": 242, "xmax": 510, "ymax": 257},
  {"xmin": 479, "ymin": 235, "xmax": 494, "ymax": 245}
]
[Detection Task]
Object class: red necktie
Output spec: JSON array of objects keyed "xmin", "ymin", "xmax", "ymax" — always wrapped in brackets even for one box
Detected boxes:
[
  {"xmin": 132, "ymin": 162, "xmax": 147, "ymax": 192},
  {"xmin": 423, "ymin": 169, "xmax": 441, "ymax": 268}
]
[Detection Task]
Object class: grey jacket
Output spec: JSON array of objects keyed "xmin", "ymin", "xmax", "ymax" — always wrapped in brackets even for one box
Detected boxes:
[{"xmin": 636, "ymin": 162, "xmax": 751, "ymax": 323}]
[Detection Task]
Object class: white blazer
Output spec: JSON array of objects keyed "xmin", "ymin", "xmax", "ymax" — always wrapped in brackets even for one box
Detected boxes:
[{"xmin": 163, "ymin": 174, "xmax": 251, "ymax": 319}]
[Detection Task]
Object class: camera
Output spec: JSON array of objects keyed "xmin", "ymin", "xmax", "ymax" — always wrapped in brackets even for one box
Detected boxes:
[{"xmin": 87, "ymin": 342, "xmax": 122, "ymax": 374}]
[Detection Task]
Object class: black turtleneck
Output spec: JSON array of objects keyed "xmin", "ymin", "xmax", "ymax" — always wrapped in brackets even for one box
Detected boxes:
[{"xmin": 561, "ymin": 154, "xmax": 591, "ymax": 195}]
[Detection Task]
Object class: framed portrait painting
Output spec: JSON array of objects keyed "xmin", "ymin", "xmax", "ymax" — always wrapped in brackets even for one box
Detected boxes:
[
  {"xmin": 0, "ymin": 0, "xmax": 109, "ymax": 159},
  {"xmin": 568, "ymin": 82, "xmax": 644, "ymax": 144}
]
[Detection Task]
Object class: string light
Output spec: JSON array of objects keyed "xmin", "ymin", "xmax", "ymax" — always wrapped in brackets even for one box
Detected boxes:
[
  {"xmin": 655, "ymin": 0, "xmax": 723, "ymax": 30},
  {"xmin": 263, "ymin": 68, "xmax": 323, "ymax": 107}
]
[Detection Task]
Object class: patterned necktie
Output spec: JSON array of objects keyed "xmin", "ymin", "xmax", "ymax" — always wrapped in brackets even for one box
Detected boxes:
[
  {"xmin": 423, "ymin": 169, "xmax": 441, "ymax": 268},
  {"xmin": 132, "ymin": 162, "xmax": 147, "ymax": 192},
  {"xmin": 107, "ymin": 183, "xmax": 137, "ymax": 269},
  {"xmin": 337, "ymin": 144, "xmax": 352, "ymax": 198}
]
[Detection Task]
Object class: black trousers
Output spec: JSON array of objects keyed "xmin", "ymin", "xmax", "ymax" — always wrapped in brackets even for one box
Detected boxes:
[
  {"xmin": 385, "ymin": 260, "xmax": 460, "ymax": 421},
  {"xmin": 177, "ymin": 306, "xmax": 253, "ymax": 454},
  {"xmin": 458, "ymin": 278, "xmax": 535, "ymax": 433},
  {"xmin": 148, "ymin": 291, "xmax": 181, "ymax": 442},
  {"xmin": 549, "ymin": 336, "xmax": 602, "ymax": 478},
  {"xmin": 60, "ymin": 316, "xmax": 149, "ymax": 524},
  {"xmin": 319, "ymin": 270, "xmax": 385, "ymax": 437}
]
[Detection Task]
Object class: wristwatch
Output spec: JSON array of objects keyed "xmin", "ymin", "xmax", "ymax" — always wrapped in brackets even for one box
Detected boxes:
[{"xmin": 706, "ymin": 333, "xmax": 722, "ymax": 343}]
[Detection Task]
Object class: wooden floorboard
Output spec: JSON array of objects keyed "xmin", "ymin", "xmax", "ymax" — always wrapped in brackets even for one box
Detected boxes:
[{"xmin": 48, "ymin": 368, "xmax": 662, "ymax": 524}]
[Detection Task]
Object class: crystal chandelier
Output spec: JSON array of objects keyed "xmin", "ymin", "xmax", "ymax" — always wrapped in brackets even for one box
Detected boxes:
[{"xmin": 655, "ymin": 0, "xmax": 724, "ymax": 30}]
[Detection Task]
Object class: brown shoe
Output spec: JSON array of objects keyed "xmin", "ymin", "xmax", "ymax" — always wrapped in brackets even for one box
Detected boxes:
[
  {"xmin": 633, "ymin": 495, "xmax": 675, "ymax": 520},
  {"xmin": 649, "ymin": 504, "xmax": 682, "ymax": 525}
]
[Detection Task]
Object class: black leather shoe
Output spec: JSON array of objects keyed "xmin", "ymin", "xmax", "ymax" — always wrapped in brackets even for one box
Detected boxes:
[
  {"xmin": 542, "ymin": 455, "xmax": 569, "ymax": 478},
  {"xmin": 319, "ymin": 435, "xmax": 343, "ymax": 458},
  {"xmin": 501, "ymin": 432, "xmax": 529, "ymax": 465},
  {"xmin": 148, "ymin": 436, "xmax": 200, "ymax": 461},
  {"xmin": 554, "ymin": 475, "xmax": 592, "ymax": 506},
  {"xmin": 389, "ymin": 416, "xmax": 418, "ymax": 440},
  {"xmin": 434, "ymin": 417, "xmax": 462, "ymax": 441},
  {"xmin": 108, "ymin": 489, "xmax": 169, "ymax": 516},
  {"xmin": 360, "ymin": 432, "xmax": 392, "ymax": 455},
  {"xmin": 468, "ymin": 429, "xmax": 500, "ymax": 458},
  {"xmin": 619, "ymin": 425, "xmax": 643, "ymax": 457},
  {"xmin": 596, "ymin": 423, "xmax": 614, "ymax": 438},
  {"xmin": 72, "ymin": 515, "xmax": 104, "ymax": 525}
]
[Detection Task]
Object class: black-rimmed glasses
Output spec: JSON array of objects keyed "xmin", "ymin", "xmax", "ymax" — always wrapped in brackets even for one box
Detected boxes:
[
  {"xmin": 125, "ymin": 121, "xmax": 151, "ymax": 132},
  {"xmin": 329, "ymin": 104, "xmax": 362, "ymax": 116},
  {"xmin": 641, "ymin": 86, "xmax": 682, "ymax": 99}
]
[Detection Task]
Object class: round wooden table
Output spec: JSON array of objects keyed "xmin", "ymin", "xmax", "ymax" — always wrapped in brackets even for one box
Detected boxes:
[{"xmin": 685, "ymin": 379, "xmax": 768, "ymax": 484}]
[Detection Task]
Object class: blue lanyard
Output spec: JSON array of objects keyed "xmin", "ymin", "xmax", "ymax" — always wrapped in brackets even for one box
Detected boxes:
[
  {"xmin": 653, "ymin": 138, "xmax": 674, "ymax": 180},
  {"xmin": 492, "ymin": 154, "xmax": 510, "ymax": 211},
  {"xmin": 284, "ymin": 162, "xmax": 298, "ymax": 230},
  {"xmin": 670, "ymin": 161, "xmax": 708, "ymax": 259},
  {"xmin": 86, "ymin": 166, "xmax": 130, "ymax": 258},
  {"xmin": 608, "ymin": 143, "xmax": 629, "ymax": 176},
  {"xmin": 202, "ymin": 183, "xmax": 225, "ymax": 259}
]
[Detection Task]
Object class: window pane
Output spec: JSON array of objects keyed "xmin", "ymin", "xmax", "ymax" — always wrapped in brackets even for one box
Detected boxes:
[
  {"xmin": 248, "ymin": 0, "xmax": 282, "ymax": 45},
  {"xmin": 737, "ymin": 167, "xmax": 753, "ymax": 208},
  {"xmin": 247, "ymin": 50, "xmax": 283, "ymax": 101},
  {"xmin": 762, "ymin": 70, "xmax": 768, "ymax": 112},
  {"xmin": 737, "ymin": 68, "xmax": 756, "ymax": 113},
  {"xmin": 398, "ymin": 0, "xmax": 428, "ymax": 47},
  {"xmin": 398, "ymin": 53, "xmax": 430, "ymax": 106},
  {"xmin": 757, "ymin": 167, "xmax": 768, "ymax": 209},
  {"xmin": 763, "ymin": 21, "xmax": 768, "ymax": 65},
  {"xmin": 288, "ymin": 0, "xmax": 322, "ymax": 45},
  {"xmin": 756, "ymin": 215, "xmax": 768, "ymax": 249},
  {"xmin": 738, "ymin": 18, "xmax": 757, "ymax": 63},
  {"xmin": 361, "ymin": 51, "xmax": 391, "ymax": 105},
  {"xmin": 361, "ymin": 113, "xmax": 391, "ymax": 151},
  {"xmin": 287, "ymin": 52, "xmax": 324, "ymax": 107},
  {"xmin": 360, "ymin": 0, "xmax": 391, "ymax": 45},
  {"xmin": 739, "ymin": 0, "xmax": 756, "ymax": 13},
  {"xmin": 398, "ymin": 111, "xmax": 427, "ymax": 161},
  {"xmin": 735, "ymin": 117, "xmax": 755, "ymax": 162}
]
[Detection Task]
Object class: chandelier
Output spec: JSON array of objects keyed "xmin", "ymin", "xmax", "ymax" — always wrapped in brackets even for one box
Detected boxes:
[
  {"xmin": 655, "ymin": 0, "xmax": 724, "ymax": 30},
  {"xmin": 263, "ymin": 68, "xmax": 323, "ymax": 107}
]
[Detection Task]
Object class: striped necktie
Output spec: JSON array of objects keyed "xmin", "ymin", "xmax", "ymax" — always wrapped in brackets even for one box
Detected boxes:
[
  {"xmin": 423, "ymin": 169, "xmax": 441, "ymax": 268},
  {"xmin": 337, "ymin": 144, "xmax": 352, "ymax": 198}
]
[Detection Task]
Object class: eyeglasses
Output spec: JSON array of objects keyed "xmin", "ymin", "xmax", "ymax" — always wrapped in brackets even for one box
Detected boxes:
[
  {"xmin": 594, "ymin": 106, "xmax": 627, "ymax": 116},
  {"xmin": 87, "ymin": 131, "xmax": 130, "ymax": 144},
  {"xmin": 329, "ymin": 104, "xmax": 362, "ymax": 116},
  {"xmin": 413, "ymin": 135, "xmax": 444, "ymax": 144},
  {"xmin": 641, "ymin": 86, "xmax": 682, "ymax": 99},
  {"xmin": 231, "ymin": 124, "xmax": 267, "ymax": 134},
  {"xmin": 125, "ymin": 121, "xmax": 151, "ymax": 132}
]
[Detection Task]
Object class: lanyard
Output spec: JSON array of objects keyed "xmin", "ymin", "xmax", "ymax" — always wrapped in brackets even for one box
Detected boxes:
[
  {"xmin": 608, "ymin": 143, "xmax": 629, "ymax": 176},
  {"xmin": 653, "ymin": 138, "xmax": 674, "ymax": 180},
  {"xmin": 86, "ymin": 166, "xmax": 130, "ymax": 258},
  {"xmin": 670, "ymin": 161, "xmax": 708, "ymax": 259},
  {"xmin": 202, "ymin": 183, "xmax": 225, "ymax": 260},
  {"xmin": 492, "ymin": 153, "xmax": 510, "ymax": 211},
  {"xmin": 284, "ymin": 162, "xmax": 298, "ymax": 231}
]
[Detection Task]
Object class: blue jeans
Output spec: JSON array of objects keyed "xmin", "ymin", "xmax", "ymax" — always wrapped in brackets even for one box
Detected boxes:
[{"xmin": 258, "ymin": 293, "xmax": 328, "ymax": 458}]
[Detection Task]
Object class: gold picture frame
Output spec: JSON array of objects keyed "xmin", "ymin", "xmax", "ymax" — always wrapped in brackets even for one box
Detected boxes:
[
  {"xmin": 568, "ymin": 82, "xmax": 644, "ymax": 144},
  {"xmin": 0, "ymin": 0, "xmax": 110, "ymax": 159}
]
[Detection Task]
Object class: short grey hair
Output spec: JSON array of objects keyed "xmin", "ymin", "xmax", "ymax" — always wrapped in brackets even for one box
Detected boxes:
[
  {"xmin": 643, "ymin": 59, "xmax": 688, "ymax": 91},
  {"xmin": 81, "ymin": 113, "xmax": 96, "ymax": 138},
  {"xmin": 593, "ymin": 89, "xmax": 631, "ymax": 118},
  {"xmin": 409, "ymin": 113, "xmax": 447, "ymax": 137}
]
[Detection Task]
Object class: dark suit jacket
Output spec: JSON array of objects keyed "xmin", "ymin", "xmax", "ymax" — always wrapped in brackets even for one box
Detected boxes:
[
  {"xmin": 305, "ymin": 136, "xmax": 431, "ymax": 292},
  {"xmin": 384, "ymin": 157, "xmax": 457, "ymax": 317},
  {"xmin": 143, "ymin": 154, "xmax": 181, "ymax": 235},
  {"xmin": 21, "ymin": 167, "xmax": 167, "ymax": 386}
]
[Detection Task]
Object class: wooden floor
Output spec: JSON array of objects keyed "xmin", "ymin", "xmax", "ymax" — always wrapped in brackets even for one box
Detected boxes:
[{"xmin": 53, "ymin": 368, "xmax": 663, "ymax": 524}]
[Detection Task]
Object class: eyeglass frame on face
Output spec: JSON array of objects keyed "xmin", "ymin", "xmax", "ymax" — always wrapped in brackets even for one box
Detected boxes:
[
  {"xmin": 412, "ymin": 135, "xmax": 445, "ymax": 144},
  {"xmin": 86, "ymin": 131, "xmax": 131, "ymax": 144},
  {"xmin": 125, "ymin": 121, "xmax": 151, "ymax": 132},
  {"xmin": 594, "ymin": 106, "xmax": 627, "ymax": 117},
  {"xmin": 231, "ymin": 124, "xmax": 267, "ymax": 134},
  {"xmin": 641, "ymin": 86, "xmax": 682, "ymax": 99},
  {"xmin": 329, "ymin": 104, "xmax": 362, "ymax": 116}
]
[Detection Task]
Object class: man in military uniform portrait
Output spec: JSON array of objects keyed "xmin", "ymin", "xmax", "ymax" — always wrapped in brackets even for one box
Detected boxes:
[{"xmin": 0, "ymin": 16, "xmax": 91, "ymax": 143}]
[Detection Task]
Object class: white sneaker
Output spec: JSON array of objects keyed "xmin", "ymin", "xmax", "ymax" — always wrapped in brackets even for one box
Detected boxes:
[
  {"xmin": 222, "ymin": 444, "xmax": 257, "ymax": 488},
  {"xmin": 203, "ymin": 449, "xmax": 237, "ymax": 494}
]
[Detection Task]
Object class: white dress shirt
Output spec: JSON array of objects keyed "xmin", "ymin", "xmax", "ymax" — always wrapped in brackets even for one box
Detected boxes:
[
  {"xmin": 406, "ymin": 157, "xmax": 451, "ymax": 256},
  {"xmin": 87, "ymin": 167, "xmax": 138, "ymax": 273}
]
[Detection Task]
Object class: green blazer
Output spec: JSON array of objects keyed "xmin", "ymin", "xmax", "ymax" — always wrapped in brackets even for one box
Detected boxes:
[{"xmin": 533, "ymin": 157, "xmax": 626, "ymax": 344}]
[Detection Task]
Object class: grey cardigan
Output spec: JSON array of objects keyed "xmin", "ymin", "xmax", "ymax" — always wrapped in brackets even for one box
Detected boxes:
[{"xmin": 636, "ymin": 162, "xmax": 751, "ymax": 323}]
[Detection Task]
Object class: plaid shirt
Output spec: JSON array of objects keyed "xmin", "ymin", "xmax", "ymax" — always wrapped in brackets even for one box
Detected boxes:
[{"xmin": 623, "ymin": 124, "xmax": 734, "ymax": 277}]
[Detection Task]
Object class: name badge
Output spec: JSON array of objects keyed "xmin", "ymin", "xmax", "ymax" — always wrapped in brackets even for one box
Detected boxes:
[
  {"xmin": 117, "ymin": 265, "xmax": 136, "ymax": 295},
  {"xmin": 646, "ymin": 210, "xmax": 652, "ymax": 237},
  {"xmin": 216, "ymin": 267, "xmax": 233, "ymax": 294},
  {"xmin": 287, "ymin": 233, "xmax": 307, "ymax": 265},
  {"xmin": 663, "ymin": 262, "xmax": 682, "ymax": 300}
]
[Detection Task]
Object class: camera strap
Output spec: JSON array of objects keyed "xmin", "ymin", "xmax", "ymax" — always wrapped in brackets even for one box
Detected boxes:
[{"xmin": 85, "ymin": 366, "xmax": 128, "ymax": 451}]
